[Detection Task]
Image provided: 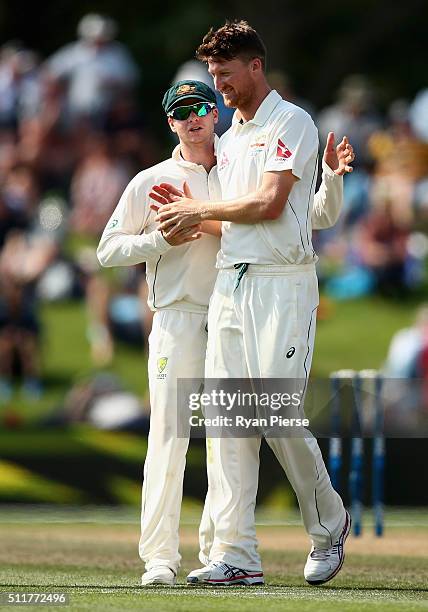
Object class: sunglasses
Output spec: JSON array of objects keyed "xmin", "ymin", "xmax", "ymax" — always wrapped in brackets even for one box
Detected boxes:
[{"xmin": 168, "ymin": 102, "xmax": 216, "ymax": 121}]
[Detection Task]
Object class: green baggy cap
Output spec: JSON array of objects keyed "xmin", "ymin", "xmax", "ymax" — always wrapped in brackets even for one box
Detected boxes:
[{"xmin": 162, "ymin": 80, "xmax": 217, "ymax": 114}]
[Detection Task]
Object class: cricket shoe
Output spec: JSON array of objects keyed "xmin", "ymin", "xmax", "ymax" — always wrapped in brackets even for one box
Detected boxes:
[
  {"xmin": 304, "ymin": 510, "xmax": 351, "ymax": 586},
  {"xmin": 187, "ymin": 561, "xmax": 264, "ymax": 586},
  {"xmin": 141, "ymin": 566, "xmax": 176, "ymax": 586}
]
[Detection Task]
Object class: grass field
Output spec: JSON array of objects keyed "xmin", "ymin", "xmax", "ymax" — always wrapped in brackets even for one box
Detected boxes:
[{"xmin": 0, "ymin": 507, "xmax": 427, "ymax": 611}]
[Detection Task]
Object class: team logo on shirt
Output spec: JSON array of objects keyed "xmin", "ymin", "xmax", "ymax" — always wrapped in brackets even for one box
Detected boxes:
[
  {"xmin": 108, "ymin": 218, "xmax": 119, "ymax": 229},
  {"xmin": 276, "ymin": 138, "xmax": 292, "ymax": 159},
  {"xmin": 157, "ymin": 357, "xmax": 168, "ymax": 378},
  {"xmin": 218, "ymin": 151, "xmax": 230, "ymax": 171},
  {"xmin": 249, "ymin": 138, "xmax": 266, "ymax": 157},
  {"xmin": 249, "ymin": 135, "xmax": 267, "ymax": 154}
]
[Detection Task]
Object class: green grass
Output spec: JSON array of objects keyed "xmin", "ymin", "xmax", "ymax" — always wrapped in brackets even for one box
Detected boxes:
[
  {"xmin": 313, "ymin": 295, "xmax": 418, "ymax": 376},
  {"xmin": 0, "ymin": 510, "xmax": 427, "ymax": 611},
  {"xmin": 40, "ymin": 301, "xmax": 149, "ymax": 394}
]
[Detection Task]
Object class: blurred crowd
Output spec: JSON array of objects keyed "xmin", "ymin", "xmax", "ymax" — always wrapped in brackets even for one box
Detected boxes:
[
  {"xmin": 1, "ymin": 12, "xmax": 428, "ymax": 411},
  {"xmin": 312, "ymin": 75, "xmax": 428, "ymax": 301},
  {"xmin": 0, "ymin": 14, "xmax": 155, "ymax": 405}
]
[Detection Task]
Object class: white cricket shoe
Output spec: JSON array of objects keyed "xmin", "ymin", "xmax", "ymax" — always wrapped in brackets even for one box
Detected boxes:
[
  {"xmin": 187, "ymin": 561, "xmax": 264, "ymax": 586},
  {"xmin": 304, "ymin": 510, "xmax": 351, "ymax": 586},
  {"xmin": 141, "ymin": 566, "xmax": 176, "ymax": 586}
]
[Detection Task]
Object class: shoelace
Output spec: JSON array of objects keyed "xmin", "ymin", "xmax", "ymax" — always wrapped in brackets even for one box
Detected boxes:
[
  {"xmin": 207, "ymin": 561, "xmax": 225, "ymax": 571},
  {"xmin": 310, "ymin": 542, "xmax": 340, "ymax": 560},
  {"xmin": 210, "ymin": 562, "xmax": 241, "ymax": 577}
]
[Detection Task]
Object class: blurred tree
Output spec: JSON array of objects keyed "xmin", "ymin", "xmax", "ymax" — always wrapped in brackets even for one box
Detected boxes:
[{"xmin": 226, "ymin": 0, "xmax": 426, "ymax": 106}]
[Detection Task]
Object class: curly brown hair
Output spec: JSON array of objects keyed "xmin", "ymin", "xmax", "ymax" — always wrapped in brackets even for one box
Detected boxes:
[{"xmin": 196, "ymin": 20, "xmax": 266, "ymax": 71}]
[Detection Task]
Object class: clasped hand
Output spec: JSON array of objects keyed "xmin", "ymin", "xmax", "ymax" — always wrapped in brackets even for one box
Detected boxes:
[{"xmin": 149, "ymin": 182, "xmax": 203, "ymax": 244}]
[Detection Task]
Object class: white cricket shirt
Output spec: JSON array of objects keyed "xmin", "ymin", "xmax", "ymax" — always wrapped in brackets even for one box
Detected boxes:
[
  {"xmin": 216, "ymin": 90, "xmax": 319, "ymax": 268},
  {"xmin": 97, "ymin": 144, "xmax": 220, "ymax": 313}
]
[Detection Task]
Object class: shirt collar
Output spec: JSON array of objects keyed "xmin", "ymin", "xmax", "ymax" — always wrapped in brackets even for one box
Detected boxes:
[{"xmin": 232, "ymin": 89, "xmax": 283, "ymax": 128}]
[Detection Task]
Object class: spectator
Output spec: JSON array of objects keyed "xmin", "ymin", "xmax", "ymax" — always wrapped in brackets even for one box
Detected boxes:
[
  {"xmin": 0, "ymin": 230, "xmax": 56, "ymax": 400},
  {"xmin": 318, "ymin": 75, "xmax": 382, "ymax": 168},
  {"xmin": 368, "ymin": 121, "xmax": 428, "ymax": 228},
  {"xmin": 18, "ymin": 72, "xmax": 77, "ymax": 194},
  {"xmin": 409, "ymin": 87, "xmax": 428, "ymax": 143},
  {"xmin": 103, "ymin": 95, "xmax": 162, "ymax": 173},
  {"xmin": 45, "ymin": 14, "xmax": 139, "ymax": 129},
  {"xmin": 384, "ymin": 306, "xmax": 428, "ymax": 377},
  {"xmin": 0, "ymin": 163, "xmax": 38, "ymax": 247},
  {"xmin": 0, "ymin": 42, "xmax": 41, "ymax": 130},
  {"xmin": 355, "ymin": 198, "xmax": 410, "ymax": 296},
  {"xmin": 70, "ymin": 132, "xmax": 130, "ymax": 236}
]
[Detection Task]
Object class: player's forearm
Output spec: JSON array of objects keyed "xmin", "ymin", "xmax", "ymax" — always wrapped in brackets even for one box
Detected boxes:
[
  {"xmin": 97, "ymin": 231, "xmax": 171, "ymax": 267},
  {"xmin": 200, "ymin": 190, "xmax": 284, "ymax": 224},
  {"xmin": 312, "ymin": 161, "xmax": 343, "ymax": 230}
]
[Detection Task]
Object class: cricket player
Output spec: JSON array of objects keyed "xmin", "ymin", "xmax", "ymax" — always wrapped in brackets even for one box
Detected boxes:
[
  {"xmin": 153, "ymin": 21, "xmax": 353, "ymax": 587},
  {"xmin": 98, "ymin": 77, "xmax": 354, "ymax": 586}
]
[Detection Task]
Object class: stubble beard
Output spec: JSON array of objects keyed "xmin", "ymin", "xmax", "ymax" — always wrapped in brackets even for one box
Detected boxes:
[{"xmin": 222, "ymin": 87, "xmax": 254, "ymax": 112}]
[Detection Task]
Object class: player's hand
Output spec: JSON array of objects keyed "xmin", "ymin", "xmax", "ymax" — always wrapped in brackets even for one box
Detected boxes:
[
  {"xmin": 150, "ymin": 182, "xmax": 193, "ymax": 211},
  {"xmin": 156, "ymin": 198, "xmax": 204, "ymax": 237},
  {"xmin": 323, "ymin": 133, "xmax": 355, "ymax": 176},
  {"xmin": 162, "ymin": 223, "xmax": 202, "ymax": 245}
]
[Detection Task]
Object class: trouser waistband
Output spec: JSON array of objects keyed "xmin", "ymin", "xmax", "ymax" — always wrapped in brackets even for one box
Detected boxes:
[
  {"xmin": 228, "ymin": 261, "xmax": 315, "ymax": 278},
  {"xmin": 231, "ymin": 262, "xmax": 315, "ymax": 291}
]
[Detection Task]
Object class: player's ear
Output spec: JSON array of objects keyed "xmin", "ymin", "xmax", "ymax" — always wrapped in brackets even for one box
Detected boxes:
[
  {"xmin": 212, "ymin": 107, "xmax": 219, "ymax": 125},
  {"xmin": 251, "ymin": 58, "xmax": 262, "ymax": 73},
  {"xmin": 168, "ymin": 117, "xmax": 176, "ymax": 133}
]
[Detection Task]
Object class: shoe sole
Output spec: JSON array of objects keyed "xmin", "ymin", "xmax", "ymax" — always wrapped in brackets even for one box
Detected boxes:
[
  {"xmin": 187, "ymin": 575, "xmax": 264, "ymax": 586},
  {"xmin": 141, "ymin": 580, "xmax": 176, "ymax": 586},
  {"xmin": 306, "ymin": 510, "xmax": 352, "ymax": 586}
]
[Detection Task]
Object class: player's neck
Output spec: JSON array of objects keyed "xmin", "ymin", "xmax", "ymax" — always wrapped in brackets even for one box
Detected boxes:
[
  {"xmin": 238, "ymin": 82, "xmax": 271, "ymax": 123},
  {"xmin": 179, "ymin": 139, "xmax": 216, "ymax": 173}
]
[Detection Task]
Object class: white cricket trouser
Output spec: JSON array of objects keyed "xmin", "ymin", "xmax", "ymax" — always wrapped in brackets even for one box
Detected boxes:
[
  {"xmin": 200, "ymin": 264, "xmax": 345, "ymax": 571},
  {"xmin": 139, "ymin": 308, "xmax": 210, "ymax": 572}
]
